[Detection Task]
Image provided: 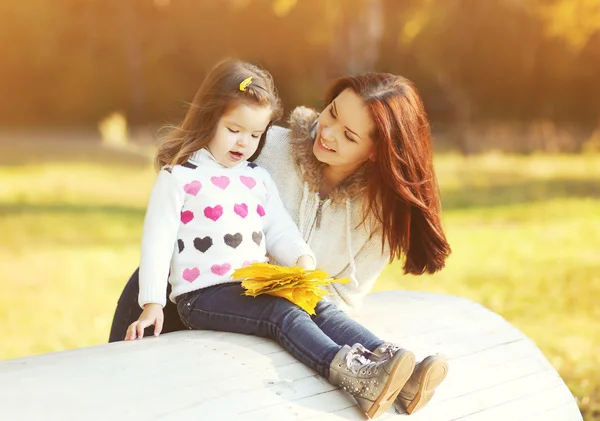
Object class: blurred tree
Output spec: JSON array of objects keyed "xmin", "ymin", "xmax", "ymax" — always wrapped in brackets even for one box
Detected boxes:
[
  {"xmin": 532, "ymin": 0, "xmax": 600, "ymax": 50},
  {"xmin": 328, "ymin": 0, "xmax": 384, "ymax": 75},
  {"xmin": 115, "ymin": 0, "xmax": 145, "ymax": 124},
  {"xmin": 2, "ymin": 0, "xmax": 600, "ymax": 149}
]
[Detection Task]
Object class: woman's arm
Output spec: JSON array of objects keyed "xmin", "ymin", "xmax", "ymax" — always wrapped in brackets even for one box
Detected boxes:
[
  {"xmin": 261, "ymin": 171, "xmax": 315, "ymax": 268},
  {"xmin": 326, "ymin": 230, "xmax": 390, "ymax": 310}
]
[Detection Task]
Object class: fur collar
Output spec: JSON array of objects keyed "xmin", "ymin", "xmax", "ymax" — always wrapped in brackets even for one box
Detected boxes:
[{"xmin": 288, "ymin": 106, "xmax": 370, "ymax": 203}]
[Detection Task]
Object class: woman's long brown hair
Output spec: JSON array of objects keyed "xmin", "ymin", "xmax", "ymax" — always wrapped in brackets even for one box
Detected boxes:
[
  {"xmin": 155, "ymin": 59, "xmax": 282, "ymax": 169},
  {"xmin": 325, "ymin": 73, "xmax": 451, "ymax": 275}
]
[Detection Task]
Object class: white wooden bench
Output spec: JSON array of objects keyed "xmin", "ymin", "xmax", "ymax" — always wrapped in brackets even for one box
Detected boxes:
[{"xmin": 0, "ymin": 291, "xmax": 582, "ymax": 421}]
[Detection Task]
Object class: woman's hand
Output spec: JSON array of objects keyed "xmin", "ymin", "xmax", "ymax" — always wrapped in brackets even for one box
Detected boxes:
[
  {"xmin": 296, "ymin": 254, "xmax": 316, "ymax": 271},
  {"xmin": 125, "ymin": 303, "xmax": 164, "ymax": 340}
]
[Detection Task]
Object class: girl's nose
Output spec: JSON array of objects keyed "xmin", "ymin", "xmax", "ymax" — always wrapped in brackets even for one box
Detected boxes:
[{"xmin": 237, "ymin": 136, "xmax": 249, "ymax": 147}]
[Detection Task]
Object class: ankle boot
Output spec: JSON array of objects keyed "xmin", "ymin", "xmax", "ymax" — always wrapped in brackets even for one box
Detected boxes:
[
  {"xmin": 329, "ymin": 343, "xmax": 415, "ymax": 419},
  {"xmin": 397, "ymin": 355, "xmax": 448, "ymax": 414},
  {"xmin": 372, "ymin": 342, "xmax": 448, "ymax": 414},
  {"xmin": 371, "ymin": 342, "xmax": 401, "ymax": 362}
]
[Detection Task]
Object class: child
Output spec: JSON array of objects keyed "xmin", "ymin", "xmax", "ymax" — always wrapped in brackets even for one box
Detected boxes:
[{"xmin": 125, "ymin": 59, "xmax": 416, "ymax": 419}]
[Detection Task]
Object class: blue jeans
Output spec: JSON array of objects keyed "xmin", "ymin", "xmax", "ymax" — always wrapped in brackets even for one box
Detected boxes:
[{"xmin": 176, "ymin": 283, "xmax": 383, "ymax": 378}]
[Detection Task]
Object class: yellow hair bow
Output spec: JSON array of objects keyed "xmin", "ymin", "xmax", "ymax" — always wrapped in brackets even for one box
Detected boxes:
[{"xmin": 239, "ymin": 76, "xmax": 253, "ymax": 92}]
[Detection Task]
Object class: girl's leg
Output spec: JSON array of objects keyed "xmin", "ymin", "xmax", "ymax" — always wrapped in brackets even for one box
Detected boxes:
[
  {"xmin": 108, "ymin": 268, "xmax": 185, "ymax": 342},
  {"xmin": 177, "ymin": 283, "xmax": 341, "ymax": 377},
  {"xmin": 311, "ymin": 300, "xmax": 384, "ymax": 352},
  {"xmin": 179, "ymin": 284, "xmax": 417, "ymax": 419}
]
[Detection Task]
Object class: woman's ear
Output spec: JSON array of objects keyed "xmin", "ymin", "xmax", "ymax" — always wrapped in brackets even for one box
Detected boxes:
[{"xmin": 369, "ymin": 153, "xmax": 376, "ymax": 162}]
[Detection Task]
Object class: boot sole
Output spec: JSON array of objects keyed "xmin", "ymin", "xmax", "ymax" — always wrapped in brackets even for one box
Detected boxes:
[
  {"xmin": 366, "ymin": 350, "xmax": 415, "ymax": 419},
  {"xmin": 401, "ymin": 357, "xmax": 448, "ymax": 414}
]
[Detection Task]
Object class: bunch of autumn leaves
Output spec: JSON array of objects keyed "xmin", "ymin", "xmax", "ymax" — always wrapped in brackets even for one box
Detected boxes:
[{"xmin": 232, "ymin": 263, "xmax": 348, "ymax": 315}]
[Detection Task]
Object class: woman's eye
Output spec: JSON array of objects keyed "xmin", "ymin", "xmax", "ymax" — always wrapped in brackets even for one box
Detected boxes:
[
  {"xmin": 227, "ymin": 128, "xmax": 239, "ymax": 134},
  {"xmin": 345, "ymin": 133, "xmax": 356, "ymax": 143},
  {"xmin": 329, "ymin": 108, "xmax": 336, "ymax": 119}
]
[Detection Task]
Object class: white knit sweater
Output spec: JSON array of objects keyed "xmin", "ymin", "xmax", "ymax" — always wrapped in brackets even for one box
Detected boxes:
[
  {"xmin": 254, "ymin": 107, "xmax": 391, "ymax": 311},
  {"xmin": 138, "ymin": 148, "xmax": 315, "ymax": 307}
]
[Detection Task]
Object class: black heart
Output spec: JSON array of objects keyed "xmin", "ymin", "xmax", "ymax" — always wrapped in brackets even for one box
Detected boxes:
[
  {"xmin": 194, "ymin": 236, "xmax": 213, "ymax": 253},
  {"xmin": 224, "ymin": 233, "xmax": 243, "ymax": 249},
  {"xmin": 178, "ymin": 239, "xmax": 184, "ymax": 253},
  {"xmin": 247, "ymin": 162, "xmax": 257, "ymax": 169},
  {"xmin": 252, "ymin": 231, "xmax": 263, "ymax": 246}
]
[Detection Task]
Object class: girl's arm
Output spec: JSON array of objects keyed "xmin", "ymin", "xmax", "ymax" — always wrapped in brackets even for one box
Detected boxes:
[
  {"xmin": 261, "ymin": 172, "xmax": 316, "ymax": 268},
  {"xmin": 138, "ymin": 169, "xmax": 185, "ymax": 308}
]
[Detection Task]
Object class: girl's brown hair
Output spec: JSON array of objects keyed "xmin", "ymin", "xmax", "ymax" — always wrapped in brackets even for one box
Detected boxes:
[
  {"xmin": 325, "ymin": 73, "xmax": 451, "ymax": 275},
  {"xmin": 155, "ymin": 59, "xmax": 282, "ymax": 169}
]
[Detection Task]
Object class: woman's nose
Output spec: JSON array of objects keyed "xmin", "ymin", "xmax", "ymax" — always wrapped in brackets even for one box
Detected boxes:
[{"xmin": 321, "ymin": 126, "xmax": 336, "ymax": 143}]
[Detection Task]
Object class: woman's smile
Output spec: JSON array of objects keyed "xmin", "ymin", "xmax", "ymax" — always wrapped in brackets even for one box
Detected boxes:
[{"xmin": 317, "ymin": 134, "xmax": 336, "ymax": 152}]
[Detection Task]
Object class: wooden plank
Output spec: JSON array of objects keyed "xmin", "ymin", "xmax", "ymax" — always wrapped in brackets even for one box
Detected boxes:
[{"xmin": 0, "ymin": 291, "xmax": 582, "ymax": 421}]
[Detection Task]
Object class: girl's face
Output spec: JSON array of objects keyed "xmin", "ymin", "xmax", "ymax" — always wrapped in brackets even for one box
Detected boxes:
[
  {"xmin": 207, "ymin": 104, "xmax": 272, "ymax": 168},
  {"xmin": 314, "ymin": 88, "xmax": 375, "ymax": 173}
]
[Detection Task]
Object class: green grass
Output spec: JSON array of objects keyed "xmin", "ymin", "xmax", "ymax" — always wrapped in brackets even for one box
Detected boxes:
[{"xmin": 1, "ymin": 141, "xmax": 598, "ymax": 419}]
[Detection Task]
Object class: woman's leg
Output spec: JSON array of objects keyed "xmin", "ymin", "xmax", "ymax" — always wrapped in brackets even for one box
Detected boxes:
[
  {"xmin": 177, "ymin": 283, "xmax": 341, "ymax": 377},
  {"xmin": 311, "ymin": 300, "xmax": 384, "ymax": 352},
  {"xmin": 108, "ymin": 268, "xmax": 185, "ymax": 342}
]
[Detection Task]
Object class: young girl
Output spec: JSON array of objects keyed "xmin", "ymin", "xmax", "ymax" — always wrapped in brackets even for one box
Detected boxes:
[{"xmin": 125, "ymin": 59, "xmax": 417, "ymax": 419}]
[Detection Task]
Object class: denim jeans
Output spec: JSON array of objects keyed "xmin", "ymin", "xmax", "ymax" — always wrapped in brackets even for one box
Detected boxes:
[{"xmin": 176, "ymin": 283, "xmax": 384, "ymax": 378}]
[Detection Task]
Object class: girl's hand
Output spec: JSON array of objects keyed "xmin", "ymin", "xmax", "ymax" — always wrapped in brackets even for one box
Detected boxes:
[
  {"xmin": 296, "ymin": 254, "xmax": 316, "ymax": 271},
  {"xmin": 125, "ymin": 303, "xmax": 164, "ymax": 340}
]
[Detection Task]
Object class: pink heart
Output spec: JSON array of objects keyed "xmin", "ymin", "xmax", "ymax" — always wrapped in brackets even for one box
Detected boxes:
[
  {"xmin": 211, "ymin": 176, "xmax": 230, "ymax": 190},
  {"xmin": 234, "ymin": 203, "xmax": 248, "ymax": 218},
  {"xmin": 211, "ymin": 263, "xmax": 231, "ymax": 276},
  {"xmin": 184, "ymin": 180, "xmax": 202, "ymax": 196},
  {"xmin": 256, "ymin": 204, "xmax": 265, "ymax": 217},
  {"xmin": 242, "ymin": 260, "xmax": 253, "ymax": 268},
  {"xmin": 240, "ymin": 176, "xmax": 256, "ymax": 189},
  {"xmin": 181, "ymin": 210, "xmax": 194, "ymax": 224},
  {"xmin": 183, "ymin": 267, "xmax": 200, "ymax": 282},
  {"xmin": 204, "ymin": 205, "xmax": 223, "ymax": 221}
]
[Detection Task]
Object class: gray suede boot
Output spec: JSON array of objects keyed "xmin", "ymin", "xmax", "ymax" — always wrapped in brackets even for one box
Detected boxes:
[
  {"xmin": 372, "ymin": 343, "xmax": 448, "ymax": 414},
  {"xmin": 329, "ymin": 343, "xmax": 415, "ymax": 419}
]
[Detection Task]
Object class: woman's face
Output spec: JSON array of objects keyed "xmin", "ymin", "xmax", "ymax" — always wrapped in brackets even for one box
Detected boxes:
[{"xmin": 314, "ymin": 88, "xmax": 375, "ymax": 172}]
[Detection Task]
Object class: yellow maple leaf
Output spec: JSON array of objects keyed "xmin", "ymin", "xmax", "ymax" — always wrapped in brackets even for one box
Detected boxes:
[{"xmin": 232, "ymin": 263, "xmax": 349, "ymax": 314}]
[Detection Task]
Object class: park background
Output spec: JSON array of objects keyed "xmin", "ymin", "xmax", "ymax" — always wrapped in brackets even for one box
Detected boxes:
[{"xmin": 1, "ymin": 0, "xmax": 598, "ymax": 419}]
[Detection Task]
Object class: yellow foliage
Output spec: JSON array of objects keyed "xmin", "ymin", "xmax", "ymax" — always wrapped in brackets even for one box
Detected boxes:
[
  {"xmin": 232, "ymin": 263, "xmax": 349, "ymax": 315},
  {"xmin": 273, "ymin": 0, "xmax": 297, "ymax": 17},
  {"xmin": 535, "ymin": 0, "xmax": 600, "ymax": 50},
  {"xmin": 398, "ymin": 0, "xmax": 435, "ymax": 46}
]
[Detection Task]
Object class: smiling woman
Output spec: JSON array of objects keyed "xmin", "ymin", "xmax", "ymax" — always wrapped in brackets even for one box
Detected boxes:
[{"xmin": 313, "ymin": 89, "xmax": 376, "ymax": 185}]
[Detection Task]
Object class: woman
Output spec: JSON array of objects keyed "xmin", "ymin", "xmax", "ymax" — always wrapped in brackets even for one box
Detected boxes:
[{"xmin": 109, "ymin": 72, "xmax": 451, "ymax": 414}]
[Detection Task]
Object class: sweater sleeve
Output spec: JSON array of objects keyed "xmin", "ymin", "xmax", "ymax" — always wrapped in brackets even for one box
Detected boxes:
[
  {"xmin": 138, "ymin": 169, "xmax": 185, "ymax": 308},
  {"xmin": 261, "ymin": 172, "xmax": 315, "ymax": 267},
  {"xmin": 325, "ymin": 230, "xmax": 390, "ymax": 311}
]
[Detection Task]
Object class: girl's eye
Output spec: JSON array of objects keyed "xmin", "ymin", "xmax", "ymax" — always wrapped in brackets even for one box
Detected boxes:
[
  {"xmin": 227, "ymin": 128, "xmax": 239, "ymax": 134},
  {"xmin": 345, "ymin": 133, "xmax": 356, "ymax": 143},
  {"xmin": 251, "ymin": 134, "xmax": 260, "ymax": 139}
]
